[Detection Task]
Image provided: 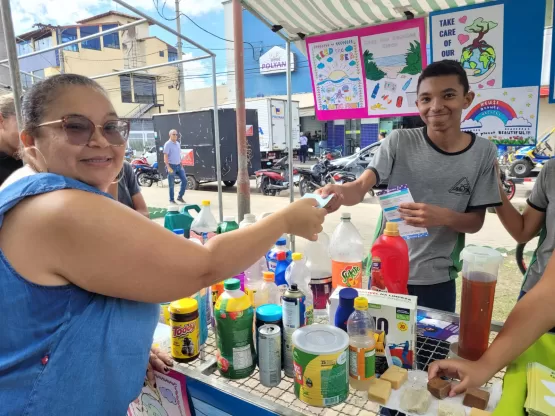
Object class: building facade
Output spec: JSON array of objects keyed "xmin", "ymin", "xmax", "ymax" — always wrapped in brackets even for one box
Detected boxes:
[
  {"xmin": 15, "ymin": 11, "xmax": 181, "ymax": 133},
  {"xmin": 224, "ymin": 1, "xmax": 555, "ymax": 155}
]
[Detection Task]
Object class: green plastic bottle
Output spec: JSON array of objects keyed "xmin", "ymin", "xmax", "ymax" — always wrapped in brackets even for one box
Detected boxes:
[
  {"xmin": 217, "ymin": 216, "xmax": 239, "ymax": 234},
  {"xmin": 163, "ymin": 204, "xmax": 200, "ymax": 238}
]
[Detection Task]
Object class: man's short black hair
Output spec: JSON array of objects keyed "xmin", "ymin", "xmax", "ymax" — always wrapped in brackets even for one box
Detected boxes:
[{"xmin": 417, "ymin": 60, "xmax": 470, "ymax": 94}]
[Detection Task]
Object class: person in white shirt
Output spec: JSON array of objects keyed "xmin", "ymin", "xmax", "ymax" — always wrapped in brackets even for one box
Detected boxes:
[{"xmin": 299, "ymin": 132, "xmax": 308, "ymax": 163}]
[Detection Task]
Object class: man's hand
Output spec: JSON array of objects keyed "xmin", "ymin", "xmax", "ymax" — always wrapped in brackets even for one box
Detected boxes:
[
  {"xmin": 167, "ymin": 166, "xmax": 174, "ymax": 174},
  {"xmin": 316, "ymin": 184, "xmax": 344, "ymax": 213},
  {"xmin": 399, "ymin": 203, "xmax": 448, "ymax": 228}
]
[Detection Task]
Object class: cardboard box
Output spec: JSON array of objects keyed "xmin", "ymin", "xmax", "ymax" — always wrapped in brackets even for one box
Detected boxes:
[{"xmin": 328, "ymin": 288, "xmax": 417, "ymax": 372}]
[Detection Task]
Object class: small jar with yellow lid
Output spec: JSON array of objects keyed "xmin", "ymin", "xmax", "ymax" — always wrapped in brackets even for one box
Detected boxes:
[{"xmin": 169, "ymin": 298, "xmax": 200, "ymax": 363}]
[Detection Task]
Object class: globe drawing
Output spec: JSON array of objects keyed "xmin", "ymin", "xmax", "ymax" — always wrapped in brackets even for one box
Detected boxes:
[{"xmin": 460, "ymin": 44, "xmax": 496, "ymax": 79}]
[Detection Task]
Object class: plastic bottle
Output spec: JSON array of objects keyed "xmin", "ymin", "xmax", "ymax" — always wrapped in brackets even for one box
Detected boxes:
[
  {"xmin": 370, "ymin": 222, "xmax": 409, "ymax": 295},
  {"xmin": 274, "ymin": 251, "xmax": 290, "ymax": 299},
  {"xmin": 239, "ymin": 213, "xmax": 257, "ymax": 228},
  {"xmin": 347, "ymin": 297, "xmax": 376, "ymax": 391},
  {"xmin": 214, "ymin": 278, "xmax": 256, "ymax": 379},
  {"xmin": 190, "ymin": 200, "xmax": 218, "ymax": 244},
  {"xmin": 285, "ymin": 253, "xmax": 314, "ymax": 326},
  {"xmin": 266, "ymin": 238, "xmax": 292, "ymax": 272},
  {"xmin": 334, "ymin": 287, "xmax": 358, "ymax": 332},
  {"xmin": 330, "ymin": 213, "xmax": 364, "ymax": 289},
  {"xmin": 217, "ymin": 216, "xmax": 239, "ymax": 234},
  {"xmin": 305, "ymin": 232, "xmax": 332, "ymax": 317},
  {"xmin": 258, "ymin": 271, "xmax": 280, "ymax": 305},
  {"xmin": 244, "ymin": 256, "xmax": 268, "ymax": 308},
  {"xmin": 164, "ymin": 204, "xmax": 200, "ymax": 238}
]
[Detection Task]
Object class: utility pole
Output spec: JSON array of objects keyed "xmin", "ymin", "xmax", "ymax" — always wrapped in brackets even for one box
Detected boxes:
[
  {"xmin": 56, "ymin": 28, "xmax": 65, "ymax": 73},
  {"xmin": 232, "ymin": 0, "xmax": 250, "ymax": 220},
  {"xmin": 175, "ymin": 0, "xmax": 186, "ymax": 111}
]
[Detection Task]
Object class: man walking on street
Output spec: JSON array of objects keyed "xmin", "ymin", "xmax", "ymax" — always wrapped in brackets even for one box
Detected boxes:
[
  {"xmin": 299, "ymin": 132, "xmax": 308, "ymax": 163},
  {"xmin": 164, "ymin": 129, "xmax": 186, "ymax": 203}
]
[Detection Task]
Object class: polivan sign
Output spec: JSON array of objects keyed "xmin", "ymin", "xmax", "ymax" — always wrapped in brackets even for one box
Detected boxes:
[{"xmin": 259, "ymin": 46, "xmax": 295, "ymax": 75}]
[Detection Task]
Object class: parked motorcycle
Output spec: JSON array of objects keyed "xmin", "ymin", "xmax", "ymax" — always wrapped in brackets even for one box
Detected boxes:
[
  {"xmin": 297, "ymin": 158, "xmax": 337, "ymax": 196},
  {"xmin": 135, "ymin": 162, "xmax": 162, "ymax": 187},
  {"xmin": 329, "ymin": 170, "xmax": 377, "ymax": 197},
  {"xmin": 255, "ymin": 156, "xmax": 298, "ymax": 196}
]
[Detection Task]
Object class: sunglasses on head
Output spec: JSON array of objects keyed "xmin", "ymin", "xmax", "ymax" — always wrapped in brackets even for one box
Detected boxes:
[{"xmin": 36, "ymin": 115, "xmax": 130, "ymax": 146}]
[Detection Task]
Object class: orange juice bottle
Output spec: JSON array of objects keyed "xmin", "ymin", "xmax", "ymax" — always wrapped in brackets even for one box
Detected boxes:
[{"xmin": 330, "ymin": 213, "xmax": 363, "ymax": 289}]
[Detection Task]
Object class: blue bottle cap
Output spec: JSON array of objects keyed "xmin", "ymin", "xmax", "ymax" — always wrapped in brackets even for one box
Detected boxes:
[
  {"xmin": 173, "ymin": 229, "xmax": 185, "ymax": 235},
  {"xmin": 276, "ymin": 238, "xmax": 287, "ymax": 246},
  {"xmin": 338, "ymin": 288, "xmax": 358, "ymax": 306},
  {"xmin": 256, "ymin": 304, "xmax": 283, "ymax": 322}
]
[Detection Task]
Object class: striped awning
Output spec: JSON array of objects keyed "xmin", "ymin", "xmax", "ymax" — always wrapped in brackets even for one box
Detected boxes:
[{"xmin": 242, "ymin": 0, "xmax": 492, "ymax": 40}]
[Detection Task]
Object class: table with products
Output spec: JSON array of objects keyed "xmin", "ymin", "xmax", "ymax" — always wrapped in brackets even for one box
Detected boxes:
[{"xmin": 168, "ymin": 306, "xmax": 505, "ymax": 416}]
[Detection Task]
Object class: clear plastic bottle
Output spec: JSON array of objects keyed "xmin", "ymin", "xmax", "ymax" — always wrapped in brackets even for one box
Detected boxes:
[
  {"xmin": 330, "ymin": 213, "xmax": 364, "ymax": 289},
  {"xmin": 239, "ymin": 213, "xmax": 257, "ymax": 228},
  {"xmin": 285, "ymin": 253, "xmax": 314, "ymax": 326},
  {"xmin": 347, "ymin": 297, "xmax": 376, "ymax": 391},
  {"xmin": 191, "ymin": 200, "xmax": 218, "ymax": 243},
  {"xmin": 258, "ymin": 271, "xmax": 280, "ymax": 305},
  {"xmin": 305, "ymin": 232, "xmax": 333, "ymax": 317},
  {"xmin": 244, "ymin": 256, "xmax": 268, "ymax": 308}
]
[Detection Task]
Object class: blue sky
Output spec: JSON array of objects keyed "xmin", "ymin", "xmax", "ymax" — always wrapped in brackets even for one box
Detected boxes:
[{"xmin": 10, "ymin": 0, "xmax": 228, "ymax": 89}]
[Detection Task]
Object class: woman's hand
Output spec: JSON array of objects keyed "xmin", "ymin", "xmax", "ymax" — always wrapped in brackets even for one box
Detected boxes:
[
  {"xmin": 279, "ymin": 198, "xmax": 327, "ymax": 241},
  {"xmin": 146, "ymin": 346, "xmax": 174, "ymax": 387},
  {"xmin": 428, "ymin": 359, "xmax": 494, "ymax": 397}
]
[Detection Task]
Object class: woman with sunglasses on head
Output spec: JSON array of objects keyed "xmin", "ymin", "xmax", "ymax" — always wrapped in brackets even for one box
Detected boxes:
[{"xmin": 0, "ymin": 74, "xmax": 326, "ymax": 415}]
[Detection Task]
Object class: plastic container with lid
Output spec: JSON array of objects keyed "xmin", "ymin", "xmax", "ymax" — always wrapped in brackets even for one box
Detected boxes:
[
  {"xmin": 274, "ymin": 251, "xmax": 290, "ymax": 299},
  {"xmin": 169, "ymin": 298, "xmax": 200, "ymax": 363},
  {"xmin": 292, "ymin": 324, "xmax": 350, "ymax": 407},
  {"xmin": 306, "ymin": 232, "xmax": 333, "ymax": 316},
  {"xmin": 330, "ymin": 213, "xmax": 364, "ymax": 289},
  {"xmin": 191, "ymin": 200, "xmax": 218, "ymax": 243},
  {"xmin": 164, "ymin": 204, "xmax": 200, "ymax": 238},
  {"xmin": 267, "ymin": 238, "xmax": 292, "ymax": 272},
  {"xmin": 239, "ymin": 213, "xmax": 257, "ymax": 228},
  {"xmin": 258, "ymin": 271, "xmax": 280, "ymax": 305},
  {"xmin": 217, "ymin": 216, "xmax": 239, "ymax": 234},
  {"xmin": 285, "ymin": 253, "xmax": 314, "ymax": 326},
  {"xmin": 370, "ymin": 222, "xmax": 409, "ymax": 294},
  {"xmin": 244, "ymin": 256, "xmax": 267, "ymax": 307},
  {"xmin": 334, "ymin": 287, "xmax": 358, "ymax": 332},
  {"xmin": 347, "ymin": 297, "xmax": 376, "ymax": 390},
  {"xmin": 255, "ymin": 304, "xmax": 283, "ymax": 366}
]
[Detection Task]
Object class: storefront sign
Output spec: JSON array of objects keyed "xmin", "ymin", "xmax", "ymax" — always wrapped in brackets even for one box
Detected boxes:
[
  {"xmin": 259, "ymin": 46, "xmax": 295, "ymax": 74},
  {"xmin": 306, "ymin": 18, "xmax": 427, "ymax": 121},
  {"xmin": 430, "ymin": 3, "xmax": 504, "ymax": 90},
  {"xmin": 460, "ymin": 86, "xmax": 539, "ymax": 145}
]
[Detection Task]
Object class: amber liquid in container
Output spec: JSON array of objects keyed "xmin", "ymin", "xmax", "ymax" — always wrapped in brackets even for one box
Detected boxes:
[{"xmin": 458, "ymin": 272, "xmax": 497, "ymax": 361}]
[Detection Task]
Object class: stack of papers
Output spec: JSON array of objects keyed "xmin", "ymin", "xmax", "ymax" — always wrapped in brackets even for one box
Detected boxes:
[{"xmin": 525, "ymin": 362, "xmax": 555, "ymax": 415}]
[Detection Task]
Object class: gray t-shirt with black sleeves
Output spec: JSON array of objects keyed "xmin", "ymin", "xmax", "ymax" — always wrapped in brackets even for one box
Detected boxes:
[
  {"xmin": 368, "ymin": 127, "xmax": 501, "ymax": 285},
  {"xmin": 522, "ymin": 159, "xmax": 555, "ymax": 293}
]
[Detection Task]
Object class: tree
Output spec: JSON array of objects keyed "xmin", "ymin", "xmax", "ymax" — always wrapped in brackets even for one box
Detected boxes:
[
  {"xmin": 465, "ymin": 17, "xmax": 498, "ymax": 50},
  {"xmin": 399, "ymin": 41, "xmax": 422, "ymax": 75},
  {"xmin": 364, "ymin": 50, "xmax": 386, "ymax": 81}
]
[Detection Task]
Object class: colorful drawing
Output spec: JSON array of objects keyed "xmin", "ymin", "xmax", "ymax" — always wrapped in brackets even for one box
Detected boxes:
[
  {"xmin": 460, "ymin": 86, "xmax": 539, "ymax": 145},
  {"xmin": 361, "ymin": 24, "xmax": 425, "ymax": 116},
  {"xmin": 308, "ymin": 36, "xmax": 365, "ymax": 112},
  {"xmin": 430, "ymin": 4, "xmax": 504, "ymax": 88}
]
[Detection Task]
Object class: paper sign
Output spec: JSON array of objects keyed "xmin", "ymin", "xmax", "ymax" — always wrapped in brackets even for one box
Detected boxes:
[
  {"xmin": 181, "ymin": 149, "xmax": 194, "ymax": 167},
  {"xmin": 246, "ymin": 125, "xmax": 254, "ymax": 136},
  {"xmin": 302, "ymin": 193, "xmax": 334, "ymax": 208},
  {"xmin": 377, "ymin": 185, "xmax": 428, "ymax": 239}
]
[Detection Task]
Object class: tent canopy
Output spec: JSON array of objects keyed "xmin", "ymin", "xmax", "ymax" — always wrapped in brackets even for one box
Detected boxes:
[{"xmin": 242, "ymin": 0, "xmax": 491, "ymax": 41}]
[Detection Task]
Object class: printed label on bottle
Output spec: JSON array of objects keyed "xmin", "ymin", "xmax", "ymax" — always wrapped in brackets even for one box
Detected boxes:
[
  {"xmin": 332, "ymin": 261, "xmax": 362, "ymax": 289},
  {"xmin": 348, "ymin": 345, "xmax": 375, "ymax": 380},
  {"xmin": 244, "ymin": 288, "xmax": 256, "ymax": 307},
  {"xmin": 304, "ymin": 305, "xmax": 314, "ymax": 326}
]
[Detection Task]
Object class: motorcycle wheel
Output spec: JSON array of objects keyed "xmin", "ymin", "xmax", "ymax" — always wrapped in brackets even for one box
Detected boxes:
[
  {"xmin": 504, "ymin": 180, "xmax": 516, "ymax": 200},
  {"xmin": 137, "ymin": 172, "xmax": 153, "ymax": 187},
  {"xmin": 299, "ymin": 177, "xmax": 316, "ymax": 197},
  {"xmin": 259, "ymin": 177, "xmax": 276, "ymax": 196}
]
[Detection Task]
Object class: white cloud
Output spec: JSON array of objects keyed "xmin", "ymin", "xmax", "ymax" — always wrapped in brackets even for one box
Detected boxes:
[
  {"xmin": 506, "ymin": 117, "xmax": 532, "ymax": 127},
  {"xmin": 460, "ymin": 118, "xmax": 482, "ymax": 129},
  {"xmin": 9, "ymin": 0, "xmax": 223, "ymax": 34}
]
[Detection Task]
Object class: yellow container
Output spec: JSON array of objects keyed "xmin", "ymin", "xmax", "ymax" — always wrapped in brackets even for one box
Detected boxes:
[{"xmin": 169, "ymin": 298, "xmax": 200, "ymax": 363}]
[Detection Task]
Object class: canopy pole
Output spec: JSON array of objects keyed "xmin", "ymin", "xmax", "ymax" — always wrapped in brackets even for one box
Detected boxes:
[
  {"xmin": 0, "ymin": 0, "xmax": 23, "ymax": 128},
  {"xmin": 286, "ymin": 39, "xmax": 295, "ymax": 251},
  {"xmin": 233, "ymin": 0, "xmax": 250, "ymax": 221},
  {"xmin": 212, "ymin": 55, "xmax": 223, "ymax": 223}
]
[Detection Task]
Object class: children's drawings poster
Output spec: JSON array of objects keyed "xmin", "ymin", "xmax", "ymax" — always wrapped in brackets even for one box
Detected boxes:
[
  {"xmin": 308, "ymin": 36, "xmax": 365, "ymax": 116},
  {"xmin": 461, "ymin": 86, "xmax": 539, "ymax": 145},
  {"xmin": 360, "ymin": 25, "xmax": 425, "ymax": 117},
  {"xmin": 128, "ymin": 370, "xmax": 191, "ymax": 416},
  {"xmin": 306, "ymin": 19, "xmax": 426, "ymax": 121},
  {"xmin": 430, "ymin": 3, "xmax": 504, "ymax": 89}
]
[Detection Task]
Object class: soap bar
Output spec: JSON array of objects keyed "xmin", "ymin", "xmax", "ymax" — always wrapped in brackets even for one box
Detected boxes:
[
  {"xmin": 400, "ymin": 387, "xmax": 431, "ymax": 414},
  {"xmin": 463, "ymin": 388, "xmax": 490, "ymax": 410},
  {"xmin": 368, "ymin": 378, "xmax": 392, "ymax": 405},
  {"xmin": 469, "ymin": 409, "xmax": 492, "ymax": 416},
  {"xmin": 438, "ymin": 402, "xmax": 465, "ymax": 416},
  {"xmin": 380, "ymin": 365, "xmax": 408, "ymax": 389},
  {"xmin": 427, "ymin": 376, "xmax": 451, "ymax": 399}
]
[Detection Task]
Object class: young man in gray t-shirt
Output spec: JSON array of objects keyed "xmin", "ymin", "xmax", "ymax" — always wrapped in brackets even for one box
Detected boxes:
[{"xmin": 319, "ymin": 60, "xmax": 501, "ymax": 312}]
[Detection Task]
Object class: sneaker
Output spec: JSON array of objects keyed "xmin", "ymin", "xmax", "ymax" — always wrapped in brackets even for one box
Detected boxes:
[
  {"xmin": 177, "ymin": 197, "xmax": 185, "ymax": 203},
  {"xmin": 169, "ymin": 200, "xmax": 177, "ymax": 204}
]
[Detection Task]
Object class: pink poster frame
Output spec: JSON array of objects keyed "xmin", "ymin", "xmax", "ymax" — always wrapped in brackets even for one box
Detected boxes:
[{"xmin": 306, "ymin": 18, "xmax": 428, "ymax": 121}]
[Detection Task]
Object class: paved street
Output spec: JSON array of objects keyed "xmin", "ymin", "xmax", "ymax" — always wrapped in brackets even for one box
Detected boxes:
[{"xmin": 141, "ymin": 178, "xmax": 536, "ymax": 253}]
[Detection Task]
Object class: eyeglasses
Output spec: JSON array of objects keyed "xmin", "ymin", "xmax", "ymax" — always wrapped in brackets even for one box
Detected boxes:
[{"xmin": 36, "ymin": 115, "xmax": 130, "ymax": 146}]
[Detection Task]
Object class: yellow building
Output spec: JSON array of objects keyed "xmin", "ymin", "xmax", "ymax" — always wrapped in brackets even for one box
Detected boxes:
[{"xmin": 16, "ymin": 11, "xmax": 181, "ymax": 132}]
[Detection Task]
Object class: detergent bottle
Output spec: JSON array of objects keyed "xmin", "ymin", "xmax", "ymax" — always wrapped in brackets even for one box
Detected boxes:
[
  {"xmin": 164, "ymin": 204, "xmax": 200, "ymax": 238},
  {"xmin": 267, "ymin": 238, "xmax": 292, "ymax": 272},
  {"xmin": 370, "ymin": 222, "xmax": 409, "ymax": 294},
  {"xmin": 274, "ymin": 251, "xmax": 290, "ymax": 299}
]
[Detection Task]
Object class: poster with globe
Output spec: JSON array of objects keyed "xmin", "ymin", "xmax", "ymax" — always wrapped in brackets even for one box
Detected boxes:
[
  {"xmin": 430, "ymin": 3, "xmax": 504, "ymax": 90},
  {"xmin": 307, "ymin": 35, "xmax": 366, "ymax": 119},
  {"xmin": 460, "ymin": 86, "xmax": 539, "ymax": 145}
]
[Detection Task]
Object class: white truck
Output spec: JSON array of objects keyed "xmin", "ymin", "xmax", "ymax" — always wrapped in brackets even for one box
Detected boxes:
[{"xmin": 218, "ymin": 98, "xmax": 301, "ymax": 166}]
